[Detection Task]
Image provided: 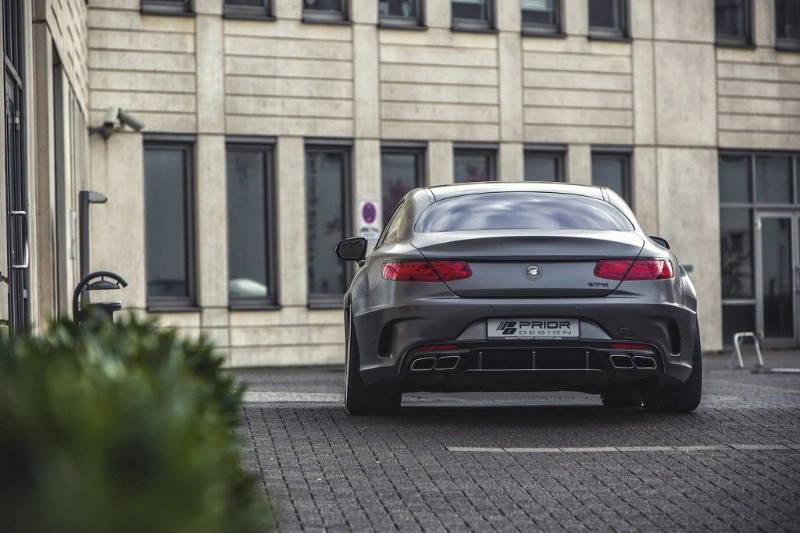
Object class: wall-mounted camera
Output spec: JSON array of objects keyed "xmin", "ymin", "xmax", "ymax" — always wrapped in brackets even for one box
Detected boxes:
[{"xmin": 91, "ymin": 107, "xmax": 145, "ymax": 139}]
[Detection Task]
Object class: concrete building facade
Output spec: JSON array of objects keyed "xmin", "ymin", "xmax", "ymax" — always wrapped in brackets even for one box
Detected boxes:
[
  {"xmin": 3, "ymin": 0, "xmax": 800, "ymax": 364},
  {"xmin": 1, "ymin": 0, "xmax": 89, "ymax": 332}
]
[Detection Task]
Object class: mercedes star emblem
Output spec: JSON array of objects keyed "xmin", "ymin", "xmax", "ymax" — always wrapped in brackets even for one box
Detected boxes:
[{"xmin": 525, "ymin": 264, "xmax": 543, "ymax": 281}]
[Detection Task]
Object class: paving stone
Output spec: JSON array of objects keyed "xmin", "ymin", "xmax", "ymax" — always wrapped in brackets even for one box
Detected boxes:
[{"xmin": 236, "ymin": 358, "xmax": 800, "ymax": 531}]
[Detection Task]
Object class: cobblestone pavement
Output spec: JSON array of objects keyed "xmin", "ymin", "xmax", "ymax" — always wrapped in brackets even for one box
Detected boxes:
[{"xmin": 232, "ymin": 353, "xmax": 800, "ymax": 532}]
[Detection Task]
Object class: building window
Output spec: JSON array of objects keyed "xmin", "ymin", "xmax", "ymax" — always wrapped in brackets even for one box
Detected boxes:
[
  {"xmin": 452, "ymin": 0, "xmax": 493, "ymax": 31},
  {"xmin": 381, "ymin": 144, "xmax": 425, "ymax": 225},
  {"xmin": 380, "ymin": 0, "xmax": 423, "ymax": 26},
  {"xmin": 524, "ymin": 149, "xmax": 565, "ymax": 182},
  {"xmin": 227, "ymin": 141, "xmax": 277, "ymax": 308},
  {"xmin": 224, "ymin": 0, "xmax": 272, "ymax": 19},
  {"xmin": 303, "ymin": 0, "xmax": 347, "ymax": 22},
  {"xmin": 776, "ymin": 0, "xmax": 800, "ymax": 50},
  {"xmin": 306, "ymin": 143, "xmax": 351, "ymax": 306},
  {"xmin": 588, "ymin": 0, "xmax": 627, "ymax": 38},
  {"xmin": 144, "ymin": 140, "xmax": 196, "ymax": 309},
  {"xmin": 454, "ymin": 145, "xmax": 496, "ymax": 183},
  {"xmin": 522, "ymin": 0, "xmax": 561, "ymax": 35},
  {"xmin": 140, "ymin": 0, "xmax": 191, "ymax": 15},
  {"xmin": 717, "ymin": 152, "xmax": 800, "ymax": 344},
  {"xmin": 715, "ymin": 0, "xmax": 752, "ymax": 45},
  {"xmin": 591, "ymin": 149, "xmax": 631, "ymax": 205}
]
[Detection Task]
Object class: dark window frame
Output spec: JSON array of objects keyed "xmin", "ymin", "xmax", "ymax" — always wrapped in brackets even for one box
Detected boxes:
[
  {"xmin": 715, "ymin": 0, "xmax": 753, "ymax": 47},
  {"xmin": 141, "ymin": 0, "xmax": 193, "ymax": 16},
  {"xmin": 775, "ymin": 0, "xmax": 800, "ymax": 51},
  {"xmin": 223, "ymin": 0, "xmax": 274, "ymax": 20},
  {"xmin": 379, "ymin": 0, "xmax": 425, "ymax": 28},
  {"xmin": 717, "ymin": 150, "xmax": 800, "ymax": 346},
  {"xmin": 522, "ymin": 0, "xmax": 563, "ymax": 36},
  {"xmin": 305, "ymin": 140, "xmax": 353, "ymax": 309},
  {"xmin": 524, "ymin": 144, "xmax": 567, "ymax": 182},
  {"xmin": 226, "ymin": 138, "xmax": 279, "ymax": 310},
  {"xmin": 588, "ymin": 0, "xmax": 628, "ymax": 40},
  {"xmin": 453, "ymin": 143, "xmax": 498, "ymax": 183},
  {"xmin": 303, "ymin": 0, "xmax": 349, "ymax": 24},
  {"xmin": 381, "ymin": 141, "xmax": 426, "ymax": 225},
  {"xmin": 452, "ymin": 0, "xmax": 495, "ymax": 32},
  {"xmin": 591, "ymin": 147, "xmax": 632, "ymax": 206},
  {"xmin": 144, "ymin": 136, "xmax": 198, "ymax": 311}
]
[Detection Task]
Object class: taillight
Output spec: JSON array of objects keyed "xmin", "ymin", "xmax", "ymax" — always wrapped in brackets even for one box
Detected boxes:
[
  {"xmin": 382, "ymin": 260, "xmax": 472, "ymax": 282},
  {"xmin": 594, "ymin": 259, "xmax": 673, "ymax": 280}
]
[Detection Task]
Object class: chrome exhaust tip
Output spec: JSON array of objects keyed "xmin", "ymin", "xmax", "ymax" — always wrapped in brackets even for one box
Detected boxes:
[
  {"xmin": 609, "ymin": 354, "xmax": 634, "ymax": 369},
  {"xmin": 435, "ymin": 355, "xmax": 461, "ymax": 371},
  {"xmin": 633, "ymin": 355, "xmax": 657, "ymax": 369},
  {"xmin": 410, "ymin": 357, "xmax": 436, "ymax": 371}
]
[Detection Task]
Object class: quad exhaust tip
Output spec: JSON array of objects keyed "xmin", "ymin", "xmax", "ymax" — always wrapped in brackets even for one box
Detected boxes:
[
  {"xmin": 609, "ymin": 354, "xmax": 634, "ymax": 369},
  {"xmin": 633, "ymin": 355, "xmax": 657, "ymax": 369},
  {"xmin": 411, "ymin": 357, "xmax": 436, "ymax": 372},
  {"xmin": 435, "ymin": 356, "xmax": 461, "ymax": 371},
  {"xmin": 410, "ymin": 355, "xmax": 462, "ymax": 372}
]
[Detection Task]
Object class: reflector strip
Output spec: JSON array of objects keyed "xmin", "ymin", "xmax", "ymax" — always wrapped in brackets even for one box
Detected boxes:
[
  {"xmin": 609, "ymin": 343, "xmax": 651, "ymax": 350},
  {"xmin": 415, "ymin": 344, "xmax": 458, "ymax": 352}
]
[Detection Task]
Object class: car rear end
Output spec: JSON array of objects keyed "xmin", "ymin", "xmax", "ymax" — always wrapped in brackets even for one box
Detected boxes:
[{"xmin": 351, "ymin": 187, "xmax": 698, "ymax": 396}]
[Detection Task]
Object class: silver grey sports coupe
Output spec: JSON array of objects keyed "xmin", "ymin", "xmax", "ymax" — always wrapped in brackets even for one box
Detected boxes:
[{"xmin": 336, "ymin": 182, "xmax": 701, "ymax": 415}]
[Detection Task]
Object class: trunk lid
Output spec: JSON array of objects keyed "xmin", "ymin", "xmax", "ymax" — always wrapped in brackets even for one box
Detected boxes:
[{"xmin": 413, "ymin": 230, "xmax": 645, "ymax": 297}]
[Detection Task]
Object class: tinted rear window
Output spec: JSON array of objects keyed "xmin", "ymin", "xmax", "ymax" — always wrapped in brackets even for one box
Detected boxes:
[{"xmin": 416, "ymin": 192, "xmax": 634, "ymax": 232}]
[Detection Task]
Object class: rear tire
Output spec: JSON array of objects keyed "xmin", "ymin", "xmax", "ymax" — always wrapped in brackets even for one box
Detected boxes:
[
  {"xmin": 344, "ymin": 311, "xmax": 401, "ymax": 416},
  {"xmin": 643, "ymin": 327, "xmax": 702, "ymax": 413},
  {"xmin": 601, "ymin": 385, "xmax": 643, "ymax": 408}
]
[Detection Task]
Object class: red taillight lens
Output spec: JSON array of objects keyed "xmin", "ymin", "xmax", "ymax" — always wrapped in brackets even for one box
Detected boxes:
[
  {"xmin": 594, "ymin": 260, "xmax": 633, "ymax": 280},
  {"xmin": 382, "ymin": 260, "xmax": 472, "ymax": 282},
  {"xmin": 626, "ymin": 259, "xmax": 673, "ymax": 280},
  {"xmin": 594, "ymin": 259, "xmax": 673, "ymax": 281}
]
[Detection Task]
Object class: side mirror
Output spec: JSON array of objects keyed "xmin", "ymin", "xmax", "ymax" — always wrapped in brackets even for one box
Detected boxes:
[
  {"xmin": 649, "ymin": 236, "xmax": 670, "ymax": 250},
  {"xmin": 336, "ymin": 237, "xmax": 368, "ymax": 261}
]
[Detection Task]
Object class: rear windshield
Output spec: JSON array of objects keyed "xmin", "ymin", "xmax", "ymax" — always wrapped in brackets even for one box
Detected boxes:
[{"xmin": 415, "ymin": 192, "xmax": 634, "ymax": 232}]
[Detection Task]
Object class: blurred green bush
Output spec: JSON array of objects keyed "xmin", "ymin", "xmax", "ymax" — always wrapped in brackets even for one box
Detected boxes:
[{"xmin": 0, "ymin": 316, "xmax": 269, "ymax": 533}]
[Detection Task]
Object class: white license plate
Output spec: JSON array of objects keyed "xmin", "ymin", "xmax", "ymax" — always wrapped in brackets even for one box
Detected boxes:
[{"xmin": 487, "ymin": 319, "xmax": 579, "ymax": 340}]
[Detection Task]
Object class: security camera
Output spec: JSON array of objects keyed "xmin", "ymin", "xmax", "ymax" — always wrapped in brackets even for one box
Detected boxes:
[
  {"xmin": 117, "ymin": 109, "xmax": 145, "ymax": 132},
  {"xmin": 90, "ymin": 107, "xmax": 145, "ymax": 139},
  {"xmin": 103, "ymin": 107, "xmax": 119, "ymax": 129},
  {"xmin": 101, "ymin": 107, "xmax": 120, "ymax": 139}
]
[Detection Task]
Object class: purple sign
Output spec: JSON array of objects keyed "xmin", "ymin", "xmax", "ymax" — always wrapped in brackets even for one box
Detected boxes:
[{"xmin": 362, "ymin": 202, "xmax": 377, "ymax": 224}]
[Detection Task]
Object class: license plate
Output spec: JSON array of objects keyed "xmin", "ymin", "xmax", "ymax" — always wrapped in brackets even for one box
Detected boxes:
[{"xmin": 487, "ymin": 319, "xmax": 579, "ymax": 340}]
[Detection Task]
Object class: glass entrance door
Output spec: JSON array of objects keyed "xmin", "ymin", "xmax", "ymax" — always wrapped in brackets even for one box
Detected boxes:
[
  {"xmin": 756, "ymin": 214, "xmax": 798, "ymax": 345},
  {"xmin": 4, "ymin": 0, "xmax": 30, "ymax": 330}
]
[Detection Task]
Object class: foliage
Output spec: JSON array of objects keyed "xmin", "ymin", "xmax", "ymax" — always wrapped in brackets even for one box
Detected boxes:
[{"xmin": 0, "ymin": 316, "xmax": 269, "ymax": 533}]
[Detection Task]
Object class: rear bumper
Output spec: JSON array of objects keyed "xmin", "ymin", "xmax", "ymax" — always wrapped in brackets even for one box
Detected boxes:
[{"xmin": 352, "ymin": 295, "xmax": 697, "ymax": 391}]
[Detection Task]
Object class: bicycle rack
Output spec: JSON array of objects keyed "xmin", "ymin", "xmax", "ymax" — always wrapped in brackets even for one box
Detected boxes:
[
  {"xmin": 729, "ymin": 331, "xmax": 800, "ymax": 374},
  {"xmin": 729, "ymin": 332, "xmax": 764, "ymax": 370}
]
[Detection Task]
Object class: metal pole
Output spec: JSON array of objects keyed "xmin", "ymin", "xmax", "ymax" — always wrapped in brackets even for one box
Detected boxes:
[
  {"xmin": 79, "ymin": 191, "xmax": 107, "ymax": 280},
  {"xmin": 78, "ymin": 191, "xmax": 107, "ymax": 309}
]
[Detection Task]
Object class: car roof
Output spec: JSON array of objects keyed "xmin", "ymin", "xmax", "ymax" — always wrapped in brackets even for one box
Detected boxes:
[{"xmin": 425, "ymin": 181, "xmax": 606, "ymax": 202}]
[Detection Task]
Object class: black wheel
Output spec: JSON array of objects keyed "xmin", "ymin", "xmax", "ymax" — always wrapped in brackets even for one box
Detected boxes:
[
  {"xmin": 344, "ymin": 310, "xmax": 401, "ymax": 416},
  {"xmin": 601, "ymin": 385, "xmax": 643, "ymax": 408},
  {"xmin": 643, "ymin": 327, "xmax": 702, "ymax": 413}
]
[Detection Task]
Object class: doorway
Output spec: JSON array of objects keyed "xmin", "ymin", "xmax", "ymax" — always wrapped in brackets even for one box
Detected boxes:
[
  {"xmin": 756, "ymin": 213, "xmax": 799, "ymax": 345},
  {"xmin": 3, "ymin": 1, "xmax": 30, "ymax": 330}
]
